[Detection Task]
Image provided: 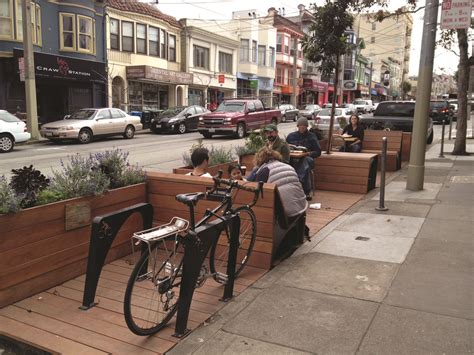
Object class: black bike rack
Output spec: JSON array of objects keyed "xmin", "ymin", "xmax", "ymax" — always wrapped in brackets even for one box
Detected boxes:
[
  {"xmin": 173, "ymin": 213, "xmax": 240, "ymax": 338},
  {"xmin": 80, "ymin": 203, "xmax": 153, "ymax": 310}
]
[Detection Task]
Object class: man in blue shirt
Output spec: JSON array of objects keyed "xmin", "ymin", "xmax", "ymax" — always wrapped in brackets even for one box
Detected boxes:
[{"xmin": 286, "ymin": 117, "xmax": 322, "ymax": 199}]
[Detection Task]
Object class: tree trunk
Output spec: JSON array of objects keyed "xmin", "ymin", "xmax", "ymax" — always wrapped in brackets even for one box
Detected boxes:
[
  {"xmin": 327, "ymin": 55, "xmax": 339, "ymax": 154},
  {"xmin": 452, "ymin": 29, "xmax": 469, "ymax": 155}
]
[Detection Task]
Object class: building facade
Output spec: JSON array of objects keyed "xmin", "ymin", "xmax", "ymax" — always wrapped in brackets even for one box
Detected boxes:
[
  {"xmin": 179, "ymin": 19, "xmax": 239, "ymax": 109},
  {"xmin": 106, "ymin": 0, "xmax": 189, "ymax": 112},
  {"xmin": 0, "ymin": 0, "xmax": 106, "ymax": 123}
]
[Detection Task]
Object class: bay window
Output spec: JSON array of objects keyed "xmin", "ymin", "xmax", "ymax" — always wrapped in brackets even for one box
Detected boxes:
[
  {"xmin": 122, "ymin": 21, "xmax": 133, "ymax": 52},
  {"xmin": 136, "ymin": 23, "xmax": 146, "ymax": 54},
  {"xmin": 110, "ymin": 18, "xmax": 119, "ymax": 50},
  {"xmin": 149, "ymin": 26, "xmax": 159, "ymax": 56},
  {"xmin": 168, "ymin": 34, "xmax": 176, "ymax": 61}
]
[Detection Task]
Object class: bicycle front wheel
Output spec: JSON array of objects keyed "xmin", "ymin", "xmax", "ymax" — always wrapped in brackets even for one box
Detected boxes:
[
  {"xmin": 209, "ymin": 206, "xmax": 257, "ymax": 282},
  {"xmin": 124, "ymin": 236, "xmax": 184, "ymax": 336}
]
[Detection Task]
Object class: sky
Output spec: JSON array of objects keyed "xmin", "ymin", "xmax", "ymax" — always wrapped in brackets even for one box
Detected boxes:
[{"xmin": 151, "ymin": 0, "xmax": 469, "ymax": 76}]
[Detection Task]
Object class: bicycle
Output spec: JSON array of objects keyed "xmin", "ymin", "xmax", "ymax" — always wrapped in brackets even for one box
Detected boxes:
[{"xmin": 123, "ymin": 174, "xmax": 263, "ymax": 336}]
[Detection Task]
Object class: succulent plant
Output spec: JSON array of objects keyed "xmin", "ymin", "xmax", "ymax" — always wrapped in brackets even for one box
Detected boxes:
[{"xmin": 9, "ymin": 165, "xmax": 50, "ymax": 208}]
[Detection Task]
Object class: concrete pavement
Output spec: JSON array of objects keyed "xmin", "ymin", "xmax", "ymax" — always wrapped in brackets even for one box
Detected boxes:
[{"xmin": 169, "ymin": 140, "xmax": 474, "ymax": 354}]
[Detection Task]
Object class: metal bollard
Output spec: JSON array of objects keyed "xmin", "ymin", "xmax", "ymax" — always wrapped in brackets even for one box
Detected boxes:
[
  {"xmin": 376, "ymin": 137, "xmax": 389, "ymax": 211},
  {"xmin": 439, "ymin": 119, "xmax": 445, "ymax": 158}
]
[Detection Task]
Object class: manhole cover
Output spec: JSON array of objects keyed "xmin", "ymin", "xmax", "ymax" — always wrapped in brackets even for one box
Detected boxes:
[
  {"xmin": 449, "ymin": 176, "xmax": 474, "ymax": 183},
  {"xmin": 355, "ymin": 236, "xmax": 370, "ymax": 241}
]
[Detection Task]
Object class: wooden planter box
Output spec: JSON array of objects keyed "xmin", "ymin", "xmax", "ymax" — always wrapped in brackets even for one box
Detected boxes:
[
  {"xmin": 401, "ymin": 132, "xmax": 412, "ymax": 161},
  {"xmin": 173, "ymin": 161, "xmax": 238, "ymax": 178},
  {"xmin": 0, "ymin": 183, "xmax": 147, "ymax": 308}
]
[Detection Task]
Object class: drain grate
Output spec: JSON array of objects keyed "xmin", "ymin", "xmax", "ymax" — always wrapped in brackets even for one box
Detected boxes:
[
  {"xmin": 355, "ymin": 236, "xmax": 370, "ymax": 241},
  {"xmin": 449, "ymin": 176, "xmax": 474, "ymax": 183}
]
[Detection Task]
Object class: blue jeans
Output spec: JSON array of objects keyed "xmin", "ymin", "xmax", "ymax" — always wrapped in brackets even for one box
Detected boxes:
[
  {"xmin": 339, "ymin": 143, "xmax": 362, "ymax": 153},
  {"xmin": 291, "ymin": 156, "xmax": 314, "ymax": 195}
]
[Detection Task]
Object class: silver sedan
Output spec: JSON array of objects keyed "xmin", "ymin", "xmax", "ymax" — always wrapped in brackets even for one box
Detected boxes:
[{"xmin": 40, "ymin": 108, "xmax": 143, "ymax": 144}]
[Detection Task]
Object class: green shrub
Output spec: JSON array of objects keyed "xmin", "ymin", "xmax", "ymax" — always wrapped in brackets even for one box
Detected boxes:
[
  {"xmin": 35, "ymin": 189, "xmax": 65, "ymax": 206},
  {"xmin": 234, "ymin": 129, "xmax": 266, "ymax": 156},
  {"xmin": 0, "ymin": 176, "xmax": 22, "ymax": 214},
  {"xmin": 182, "ymin": 140, "xmax": 235, "ymax": 167}
]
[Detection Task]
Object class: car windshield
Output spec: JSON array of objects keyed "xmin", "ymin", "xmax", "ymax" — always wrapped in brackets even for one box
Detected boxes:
[
  {"xmin": 430, "ymin": 101, "xmax": 447, "ymax": 109},
  {"xmin": 69, "ymin": 110, "xmax": 97, "ymax": 120},
  {"xmin": 159, "ymin": 107, "xmax": 185, "ymax": 118},
  {"xmin": 354, "ymin": 100, "xmax": 366, "ymax": 105},
  {"xmin": 374, "ymin": 103, "xmax": 415, "ymax": 117},
  {"xmin": 0, "ymin": 111, "xmax": 21, "ymax": 123},
  {"xmin": 216, "ymin": 102, "xmax": 245, "ymax": 112},
  {"xmin": 304, "ymin": 105, "xmax": 318, "ymax": 110},
  {"xmin": 319, "ymin": 109, "xmax": 342, "ymax": 116}
]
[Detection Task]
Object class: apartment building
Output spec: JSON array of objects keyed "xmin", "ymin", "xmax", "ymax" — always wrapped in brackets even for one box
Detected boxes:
[
  {"xmin": 355, "ymin": 12, "xmax": 413, "ymax": 98},
  {"xmin": 179, "ymin": 19, "xmax": 239, "ymax": 108},
  {"xmin": 0, "ymin": 0, "xmax": 106, "ymax": 123},
  {"xmin": 106, "ymin": 0, "xmax": 190, "ymax": 112}
]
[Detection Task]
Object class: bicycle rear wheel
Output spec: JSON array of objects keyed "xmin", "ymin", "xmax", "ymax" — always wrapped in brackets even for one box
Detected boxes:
[
  {"xmin": 124, "ymin": 235, "xmax": 184, "ymax": 336},
  {"xmin": 209, "ymin": 206, "xmax": 257, "ymax": 283}
]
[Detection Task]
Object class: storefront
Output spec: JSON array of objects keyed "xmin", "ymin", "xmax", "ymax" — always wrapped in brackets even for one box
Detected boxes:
[
  {"xmin": 302, "ymin": 79, "xmax": 328, "ymax": 107},
  {"xmin": 237, "ymin": 73, "xmax": 258, "ymax": 99},
  {"xmin": 355, "ymin": 84, "xmax": 370, "ymax": 99},
  {"xmin": 8, "ymin": 49, "xmax": 106, "ymax": 124},
  {"xmin": 126, "ymin": 65, "xmax": 193, "ymax": 111}
]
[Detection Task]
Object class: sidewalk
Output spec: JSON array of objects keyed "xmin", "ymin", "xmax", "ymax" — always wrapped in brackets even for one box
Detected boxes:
[{"xmin": 169, "ymin": 141, "xmax": 473, "ymax": 354}]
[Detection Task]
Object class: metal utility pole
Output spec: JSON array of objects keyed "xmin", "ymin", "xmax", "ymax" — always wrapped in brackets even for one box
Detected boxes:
[
  {"xmin": 291, "ymin": 38, "xmax": 298, "ymax": 107},
  {"xmin": 22, "ymin": 0, "xmax": 39, "ymax": 140},
  {"xmin": 338, "ymin": 54, "xmax": 345, "ymax": 105},
  {"xmin": 406, "ymin": 0, "xmax": 438, "ymax": 191}
]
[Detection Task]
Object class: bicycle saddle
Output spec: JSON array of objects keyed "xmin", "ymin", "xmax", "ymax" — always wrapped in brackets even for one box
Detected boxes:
[{"xmin": 176, "ymin": 192, "xmax": 205, "ymax": 205}]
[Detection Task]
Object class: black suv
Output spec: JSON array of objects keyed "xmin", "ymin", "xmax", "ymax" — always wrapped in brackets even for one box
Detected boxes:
[{"xmin": 429, "ymin": 100, "xmax": 453, "ymax": 124}]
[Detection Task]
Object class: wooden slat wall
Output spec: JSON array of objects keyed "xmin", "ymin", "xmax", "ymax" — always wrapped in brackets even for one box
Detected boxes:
[
  {"xmin": 172, "ymin": 161, "xmax": 238, "ymax": 178},
  {"xmin": 362, "ymin": 130, "xmax": 403, "ymax": 171},
  {"xmin": 401, "ymin": 132, "xmax": 412, "ymax": 161},
  {"xmin": 146, "ymin": 172, "xmax": 276, "ymax": 270},
  {"xmin": 0, "ymin": 184, "xmax": 147, "ymax": 308}
]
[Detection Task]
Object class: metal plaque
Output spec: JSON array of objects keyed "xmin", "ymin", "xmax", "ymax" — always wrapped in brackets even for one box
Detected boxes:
[{"xmin": 65, "ymin": 201, "xmax": 91, "ymax": 231}]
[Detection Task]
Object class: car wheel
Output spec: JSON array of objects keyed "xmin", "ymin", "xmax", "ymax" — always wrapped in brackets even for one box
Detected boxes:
[
  {"xmin": 202, "ymin": 132, "xmax": 213, "ymax": 139},
  {"xmin": 271, "ymin": 118, "xmax": 278, "ymax": 126},
  {"xmin": 426, "ymin": 130, "xmax": 434, "ymax": 144},
  {"xmin": 123, "ymin": 125, "xmax": 135, "ymax": 139},
  {"xmin": 78, "ymin": 128, "xmax": 92, "ymax": 144},
  {"xmin": 150, "ymin": 122, "xmax": 159, "ymax": 134},
  {"xmin": 236, "ymin": 123, "xmax": 246, "ymax": 139},
  {"xmin": 282, "ymin": 115, "xmax": 286, "ymax": 123},
  {"xmin": 0, "ymin": 134, "xmax": 14, "ymax": 153},
  {"xmin": 177, "ymin": 122, "xmax": 187, "ymax": 134}
]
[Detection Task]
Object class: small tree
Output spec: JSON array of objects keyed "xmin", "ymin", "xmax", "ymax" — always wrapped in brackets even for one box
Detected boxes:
[
  {"xmin": 302, "ymin": 0, "xmax": 355, "ymax": 154},
  {"xmin": 401, "ymin": 81, "xmax": 412, "ymax": 99}
]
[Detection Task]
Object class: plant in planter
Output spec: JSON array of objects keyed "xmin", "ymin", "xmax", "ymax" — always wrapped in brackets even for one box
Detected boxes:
[
  {"xmin": 234, "ymin": 129, "xmax": 266, "ymax": 157},
  {"xmin": 9, "ymin": 165, "xmax": 50, "ymax": 208},
  {"xmin": 182, "ymin": 140, "xmax": 235, "ymax": 167},
  {"xmin": 0, "ymin": 176, "xmax": 22, "ymax": 214}
]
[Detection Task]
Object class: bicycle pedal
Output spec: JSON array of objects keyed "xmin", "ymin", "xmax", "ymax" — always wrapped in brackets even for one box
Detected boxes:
[{"xmin": 215, "ymin": 272, "xmax": 228, "ymax": 284}]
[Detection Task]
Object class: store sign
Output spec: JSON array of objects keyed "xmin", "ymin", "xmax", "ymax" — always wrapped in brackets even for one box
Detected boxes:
[
  {"xmin": 14, "ymin": 49, "xmax": 106, "ymax": 82},
  {"xmin": 302, "ymin": 79, "xmax": 328, "ymax": 92},
  {"xmin": 127, "ymin": 65, "xmax": 193, "ymax": 84},
  {"xmin": 258, "ymin": 78, "xmax": 274, "ymax": 91},
  {"xmin": 249, "ymin": 79, "xmax": 258, "ymax": 89},
  {"xmin": 342, "ymin": 80, "xmax": 357, "ymax": 91},
  {"xmin": 441, "ymin": 0, "xmax": 472, "ymax": 29},
  {"xmin": 218, "ymin": 74, "xmax": 225, "ymax": 84},
  {"xmin": 383, "ymin": 71, "xmax": 390, "ymax": 86}
]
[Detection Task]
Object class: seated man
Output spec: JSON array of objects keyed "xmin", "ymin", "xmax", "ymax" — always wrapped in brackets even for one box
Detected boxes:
[
  {"xmin": 264, "ymin": 124, "xmax": 290, "ymax": 164},
  {"xmin": 186, "ymin": 148, "xmax": 213, "ymax": 177},
  {"xmin": 286, "ymin": 117, "xmax": 322, "ymax": 199}
]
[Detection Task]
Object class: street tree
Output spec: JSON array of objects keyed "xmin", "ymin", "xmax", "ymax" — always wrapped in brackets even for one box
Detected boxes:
[{"xmin": 401, "ymin": 81, "xmax": 412, "ymax": 99}]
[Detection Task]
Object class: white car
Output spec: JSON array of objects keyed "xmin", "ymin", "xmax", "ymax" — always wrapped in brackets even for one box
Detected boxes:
[
  {"xmin": 40, "ymin": 108, "xmax": 143, "ymax": 144},
  {"xmin": 0, "ymin": 110, "xmax": 31, "ymax": 153},
  {"xmin": 353, "ymin": 99, "xmax": 375, "ymax": 113},
  {"xmin": 315, "ymin": 107, "xmax": 353, "ymax": 134}
]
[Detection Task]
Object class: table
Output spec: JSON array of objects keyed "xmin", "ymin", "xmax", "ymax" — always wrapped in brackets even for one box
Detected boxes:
[{"xmin": 289, "ymin": 151, "xmax": 307, "ymax": 159}]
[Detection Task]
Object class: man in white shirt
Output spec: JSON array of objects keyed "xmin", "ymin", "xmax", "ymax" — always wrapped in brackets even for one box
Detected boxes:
[{"xmin": 186, "ymin": 148, "xmax": 213, "ymax": 177}]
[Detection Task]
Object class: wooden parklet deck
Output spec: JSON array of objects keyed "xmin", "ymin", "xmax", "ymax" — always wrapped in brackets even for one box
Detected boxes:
[{"xmin": 0, "ymin": 190, "xmax": 363, "ymax": 354}]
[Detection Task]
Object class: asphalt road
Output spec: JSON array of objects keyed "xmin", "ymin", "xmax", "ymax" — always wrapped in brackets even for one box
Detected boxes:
[{"xmin": 0, "ymin": 122, "xmax": 300, "ymax": 178}]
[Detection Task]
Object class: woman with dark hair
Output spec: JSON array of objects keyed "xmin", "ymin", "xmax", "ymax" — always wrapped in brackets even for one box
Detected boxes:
[{"xmin": 340, "ymin": 114, "xmax": 364, "ymax": 153}]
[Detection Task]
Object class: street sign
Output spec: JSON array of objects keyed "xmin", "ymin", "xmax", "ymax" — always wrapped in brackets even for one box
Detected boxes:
[
  {"xmin": 218, "ymin": 74, "xmax": 225, "ymax": 84},
  {"xmin": 440, "ymin": 0, "xmax": 472, "ymax": 29}
]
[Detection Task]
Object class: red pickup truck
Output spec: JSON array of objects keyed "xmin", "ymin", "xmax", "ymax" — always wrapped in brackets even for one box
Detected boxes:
[{"xmin": 198, "ymin": 99, "xmax": 281, "ymax": 139}]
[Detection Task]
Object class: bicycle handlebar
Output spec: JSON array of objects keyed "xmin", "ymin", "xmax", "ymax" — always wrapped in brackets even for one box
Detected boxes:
[{"xmin": 210, "ymin": 171, "xmax": 264, "ymax": 205}]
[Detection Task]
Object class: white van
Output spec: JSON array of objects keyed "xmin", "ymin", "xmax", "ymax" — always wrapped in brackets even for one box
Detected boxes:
[{"xmin": 353, "ymin": 99, "xmax": 375, "ymax": 113}]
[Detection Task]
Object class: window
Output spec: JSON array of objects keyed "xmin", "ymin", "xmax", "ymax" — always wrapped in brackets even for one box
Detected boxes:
[
  {"xmin": 276, "ymin": 34, "xmax": 282, "ymax": 52},
  {"xmin": 110, "ymin": 109, "xmax": 125, "ymax": 118},
  {"xmin": 370, "ymin": 36, "xmax": 375, "ymax": 44},
  {"xmin": 240, "ymin": 39, "xmax": 249, "ymax": 62},
  {"xmin": 247, "ymin": 101, "xmax": 255, "ymax": 112},
  {"xmin": 136, "ymin": 23, "xmax": 146, "ymax": 54},
  {"xmin": 258, "ymin": 45, "xmax": 266, "ymax": 65},
  {"xmin": 276, "ymin": 67, "xmax": 283, "ymax": 84},
  {"xmin": 219, "ymin": 51, "xmax": 232, "ymax": 73},
  {"xmin": 78, "ymin": 15, "xmax": 93, "ymax": 53},
  {"xmin": 149, "ymin": 26, "xmax": 159, "ymax": 56},
  {"xmin": 288, "ymin": 68, "xmax": 294, "ymax": 86},
  {"xmin": 269, "ymin": 47, "xmax": 275, "ymax": 67},
  {"xmin": 60, "ymin": 13, "xmax": 75, "ymax": 50},
  {"xmin": 168, "ymin": 34, "xmax": 176, "ymax": 61},
  {"xmin": 254, "ymin": 100, "xmax": 263, "ymax": 111},
  {"xmin": 15, "ymin": 1, "xmax": 42, "ymax": 45},
  {"xmin": 193, "ymin": 45, "xmax": 209, "ymax": 69},
  {"xmin": 284, "ymin": 36, "xmax": 289, "ymax": 54},
  {"xmin": 160, "ymin": 29, "xmax": 166, "ymax": 58},
  {"xmin": 122, "ymin": 21, "xmax": 133, "ymax": 52},
  {"xmin": 251, "ymin": 40, "xmax": 257, "ymax": 63},
  {"xmin": 0, "ymin": 0, "xmax": 13, "ymax": 39},
  {"xmin": 110, "ymin": 18, "xmax": 119, "ymax": 50},
  {"xmin": 372, "ymin": 23, "xmax": 376, "ymax": 31}
]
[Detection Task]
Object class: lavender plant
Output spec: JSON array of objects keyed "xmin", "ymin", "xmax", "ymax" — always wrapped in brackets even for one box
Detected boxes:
[{"xmin": 0, "ymin": 176, "xmax": 22, "ymax": 214}]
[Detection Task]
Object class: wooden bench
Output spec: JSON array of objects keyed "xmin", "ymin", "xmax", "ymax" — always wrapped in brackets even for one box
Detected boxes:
[
  {"xmin": 313, "ymin": 152, "xmax": 378, "ymax": 194},
  {"xmin": 146, "ymin": 172, "xmax": 304, "ymax": 270},
  {"xmin": 362, "ymin": 130, "xmax": 403, "ymax": 171}
]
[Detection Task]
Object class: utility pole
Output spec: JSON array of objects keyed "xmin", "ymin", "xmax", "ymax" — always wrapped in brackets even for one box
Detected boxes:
[
  {"xmin": 291, "ymin": 37, "xmax": 298, "ymax": 107},
  {"xmin": 22, "ymin": 0, "xmax": 39, "ymax": 140},
  {"xmin": 406, "ymin": 0, "xmax": 438, "ymax": 191},
  {"xmin": 338, "ymin": 54, "xmax": 344, "ymax": 105}
]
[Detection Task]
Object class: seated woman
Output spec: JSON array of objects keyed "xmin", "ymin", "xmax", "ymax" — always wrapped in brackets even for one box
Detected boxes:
[
  {"xmin": 340, "ymin": 114, "xmax": 364, "ymax": 153},
  {"xmin": 228, "ymin": 163, "xmax": 245, "ymax": 181},
  {"xmin": 247, "ymin": 147, "xmax": 307, "ymax": 218}
]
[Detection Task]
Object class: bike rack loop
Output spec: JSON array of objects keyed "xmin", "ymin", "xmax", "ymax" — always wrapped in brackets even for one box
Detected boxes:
[
  {"xmin": 375, "ymin": 137, "xmax": 389, "ymax": 212},
  {"xmin": 80, "ymin": 203, "xmax": 154, "ymax": 310},
  {"xmin": 173, "ymin": 213, "xmax": 240, "ymax": 338}
]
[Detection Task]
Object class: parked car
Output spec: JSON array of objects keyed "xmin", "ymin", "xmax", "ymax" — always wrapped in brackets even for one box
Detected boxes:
[
  {"xmin": 340, "ymin": 103, "xmax": 357, "ymax": 113},
  {"xmin": 449, "ymin": 102, "xmax": 458, "ymax": 121},
  {"xmin": 315, "ymin": 107, "xmax": 354, "ymax": 135},
  {"xmin": 322, "ymin": 103, "xmax": 339, "ymax": 108},
  {"xmin": 40, "ymin": 108, "xmax": 142, "ymax": 144},
  {"xmin": 0, "ymin": 110, "xmax": 31, "ymax": 153},
  {"xmin": 360, "ymin": 101, "xmax": 434, "ymax": 144},
  {"xmin": 198, "ymin": 99, "xmax": 281, "ymax": 139},
  {"xmin": 429, "ymin": 100, "xmax": 453, "ymax": 124},
  {"xmin": 275, "ymin": 104, "xmax": 299, "ymax": 122},
  {"xmin": 299, "ymin": 104, "xmax": 322, "ymax": 120},
  {"xmin": 353, "ymin": 99, "xmax": 375, "ymax": 113},
  {"xmin": 150, "ymin": 105, "xmax": 209, "ymax": 134}
]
